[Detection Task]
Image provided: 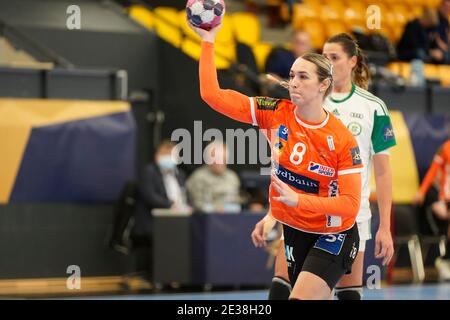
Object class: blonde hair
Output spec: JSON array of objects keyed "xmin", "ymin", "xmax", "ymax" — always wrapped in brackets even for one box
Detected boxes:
[{"xmin": 299, "ymin": 52, "xmax": 334, "ymax": 98}]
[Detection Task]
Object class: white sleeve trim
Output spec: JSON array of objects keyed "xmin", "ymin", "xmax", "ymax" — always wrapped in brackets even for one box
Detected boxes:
[
  {"xmin": 374, "ymin": 149, "xmax": 390, "ymax": 156},
  {"xmin": 249, "ymin": 97, "xmax": 258, "ymax": 126},
  {"xmin": 338, "ymin": 168, "xmax": 363, "ymax": 175}
]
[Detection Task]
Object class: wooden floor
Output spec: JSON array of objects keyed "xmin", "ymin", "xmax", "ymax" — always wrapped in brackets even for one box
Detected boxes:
[
  {"xmin": 0, "ymin": 267, "xmax": 441, "ymax": 298},
  {"xmin": 0, "ymin": 276, "xmax": 152, "ymax": 298}
]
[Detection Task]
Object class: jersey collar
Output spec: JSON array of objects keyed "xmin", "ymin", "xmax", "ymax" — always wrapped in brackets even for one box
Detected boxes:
[
  {"xmin": 294, "ymin": 109, "xmax": 330, "ymax": 129},
  {"xmin": 329, "ymin": 83, "xmax": 356, "ymax": 103}
]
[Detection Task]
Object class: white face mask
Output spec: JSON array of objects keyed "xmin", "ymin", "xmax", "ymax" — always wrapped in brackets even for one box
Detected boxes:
[{"xmin": 157, "ymin": 155, "xmax": 177, "ymax": 171}]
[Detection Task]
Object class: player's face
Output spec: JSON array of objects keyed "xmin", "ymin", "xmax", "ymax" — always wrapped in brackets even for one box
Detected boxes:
[
  {"xmin": 322, "ymin": 42, "xmax": 356, "ymax": 87},
  {"xmin": 289, "ymin": 58, "xmax": 326, "ymax": 105}
]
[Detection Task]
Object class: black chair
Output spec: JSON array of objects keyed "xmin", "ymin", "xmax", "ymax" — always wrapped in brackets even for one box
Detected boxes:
[
  {"xmin": 420, "ymin": 206, "xmax": 447, "ymax": 265},
  {"xmin": 109, "ymin": 181, "xmax": 138, "ymax": 255},
  {"xmin": 392, "ymin": 204, "xmax": 425, "ymax": 283}
]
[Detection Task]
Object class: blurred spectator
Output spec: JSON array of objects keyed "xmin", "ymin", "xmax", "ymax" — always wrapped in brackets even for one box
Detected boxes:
[
  {"xmin": 414, "ymin": 139, "xmax": 450, "ymax": 281},
  {"xmin": 397, "ymin": 8, "xmax": 449, "ymax": 64},
  {"xmin": 132, "ymin": 140, "xmax": 190, "ymax": 242},
  {"xmin": 245, "ymin": 187, "xmax": 269, "ymax": 212},
  {"xmin": 186, "ymin": 141, "xmax": 241, "ymax": 213},
  {"xmin": 265, "ymin": 29, "xmax": 312, "ymax": 79},
  {"xmin": 437, "ymin": 0, "xmax": 450, "ymax": 53}
]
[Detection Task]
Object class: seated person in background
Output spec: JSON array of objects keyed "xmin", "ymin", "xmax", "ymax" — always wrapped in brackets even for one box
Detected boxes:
[
  {"xmin": 186, "ymin": 140, "xmax": 242, "ymax": 213},
  {"xmin": 265, "ymin": 29, "xmax": 312, "ymax": 79},
  {"xmin": 414, "ymin": 139, "xmax": 450, "ymax": 281},
  {"xmin": 397, "ymin": 8, "xmax": 448, "ymax": 64},
  {"xmin": 133, "ymin": 140, "xmax": 190, "ymax": 241},
  {"xmin": 246, "ymin": 187, "xmax": 269, "ymax": 212},
  {"xmin": 436, "ymin": 0, "xmax": 450, "ymax": 61}
]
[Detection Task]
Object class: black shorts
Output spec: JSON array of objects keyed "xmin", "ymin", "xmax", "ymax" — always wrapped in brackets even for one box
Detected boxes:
[{"xmin": 282, "ymin": 223, "xmax": 359, "ymax": 290}]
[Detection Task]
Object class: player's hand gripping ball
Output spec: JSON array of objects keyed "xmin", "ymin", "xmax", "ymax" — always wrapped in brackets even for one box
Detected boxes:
[{"xmin": 186, "ymin": 0, "xmax": 225, "ymax": 31}]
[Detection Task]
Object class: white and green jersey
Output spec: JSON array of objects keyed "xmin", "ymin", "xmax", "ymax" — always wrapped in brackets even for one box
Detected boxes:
[{"xmin": 323, "ymin": 84, "xmax": 396, "ymax": 223}]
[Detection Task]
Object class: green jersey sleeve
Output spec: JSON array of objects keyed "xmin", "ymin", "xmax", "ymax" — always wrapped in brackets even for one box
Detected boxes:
[{"xmin": 371, "ymin": 111, "xmax": 396, "ymax": 154}]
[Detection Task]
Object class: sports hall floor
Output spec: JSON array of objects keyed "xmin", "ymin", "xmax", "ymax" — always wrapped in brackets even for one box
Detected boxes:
[{"xmin": 69, "ymin": 283, "xmax": 450, "ymax": 300}]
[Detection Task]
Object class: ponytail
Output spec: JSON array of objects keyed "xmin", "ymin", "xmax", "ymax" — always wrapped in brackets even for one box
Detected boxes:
[{"xmin": 353, "ymin": 45, "xmax": 370, "ymax": 90}]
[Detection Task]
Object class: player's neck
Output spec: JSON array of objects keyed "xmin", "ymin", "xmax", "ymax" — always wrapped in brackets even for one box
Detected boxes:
[
  {"xmin": 333, "ymin": 80, "xmax": 352, "ymax": 93},
  {"xmin": 294, "ymin": 101, "xmax": 327, "ymax": 124}
]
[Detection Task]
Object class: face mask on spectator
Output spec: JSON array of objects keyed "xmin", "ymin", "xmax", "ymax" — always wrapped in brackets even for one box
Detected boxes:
[{"xmin": 158, "ymin": 155, "xmax": 177, "ymax": 171}]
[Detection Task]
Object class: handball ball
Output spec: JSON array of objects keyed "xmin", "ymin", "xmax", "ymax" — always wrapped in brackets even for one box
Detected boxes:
[{"xmin": 186, "ymin": 0, "xmax": 225, "ymax": 31}]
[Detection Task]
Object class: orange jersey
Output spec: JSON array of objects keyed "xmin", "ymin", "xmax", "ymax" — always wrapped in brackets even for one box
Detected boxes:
[
  {"xmin": 251, "ymin": 98, "xmax": 363, "ymax": 233},
  {"xmin": 419, "ymin": 140, "xmax": 450, "ymax": 201},
  {"xmin": 200, "ymin": 41, "xmax": 362, "ymax": 234}
]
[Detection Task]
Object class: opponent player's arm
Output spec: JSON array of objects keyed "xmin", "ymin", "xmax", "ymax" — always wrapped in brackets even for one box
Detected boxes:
[
  {"xmin": 199, "ymin": 41, "xmax": 253, "ymax": 124},
  {"xmin": 418, "ymin": 159, "xmax": 441, "ymax": 197},
  {"xmin": 297, "ymin": 173, "xmax": 361, "ymax": 218},
  {"xmin": 373, "ymin": 154, "xmax": 393, "ymax": 230}
]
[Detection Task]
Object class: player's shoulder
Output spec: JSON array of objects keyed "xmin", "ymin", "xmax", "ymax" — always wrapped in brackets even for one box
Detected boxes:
[
  {"xmin": 254, "ymin": 96, "xmax": 293, "ymax": 112},
  {"xmin": 441, "ymin": 140, "xmax": 450, "ymax": 155},
  {"xmin": 443, "ymin": 140, "xmax": 450, "ymax": 149},
  {"xmin": 353, "ymin": 86, "xmax": 389, "ymax": 115}
]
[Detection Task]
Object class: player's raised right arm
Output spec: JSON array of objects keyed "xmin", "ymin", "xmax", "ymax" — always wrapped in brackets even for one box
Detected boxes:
[{"xmin": 191, "ymin": 24, "xmax": 253, "ymax": 124}]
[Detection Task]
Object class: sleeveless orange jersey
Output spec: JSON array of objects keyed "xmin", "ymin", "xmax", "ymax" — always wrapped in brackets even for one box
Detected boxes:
[
  {"xmin": 200, "ymin": 41, "xmax": 362, "ymax": 234},
  {"xmin": 419, "ymin": 140, "xmax": 450, "ymax": 201}
]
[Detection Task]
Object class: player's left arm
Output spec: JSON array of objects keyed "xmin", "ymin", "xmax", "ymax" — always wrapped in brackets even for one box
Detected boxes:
[{"xmin": 371, "ymin": 108, "xmax": 397, "ymax": 265}]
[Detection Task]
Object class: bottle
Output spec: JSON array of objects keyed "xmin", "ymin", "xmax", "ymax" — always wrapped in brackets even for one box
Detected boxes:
[{"xmin": 410, "ymin": 59, "xmax": 425, "ymax": 87}]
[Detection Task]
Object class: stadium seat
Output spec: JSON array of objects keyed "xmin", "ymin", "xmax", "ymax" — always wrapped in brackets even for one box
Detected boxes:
[
  {"xmin": 231, "ymin": 12, "xmax": 261, "ymax": 46},
  {"xmin": 300, "ymin": 0, "xmax": 322, "ymax": 15},
  {"xmin": 388, "ymin": 62, "xmax": 442, "ymax": 81},
  {"xmin": 129, "ymin": 5, "xmax": 154, "ymax": 31},
  {"xmin": 438, "ymin": 65, "xmax": 450, "ymax": 86},
  {"xmin": 177, "ymin": 11, "xmax": 235, "ymax": 69},
  {"xmin": 388, "ymin": 62, "xmax": 411, "ymax": 80},
  {"xmin": 327, "ymin": 1, "xmax": 346, "ymax": 16},
  {"xmin": 409, "ymin": 6, "xmax": 424, "ymax": 20},
  {"xmin": 301, "ymin": 19, "xmax": 326, "ymax": 49},
  {"xmin": 319, "ymin": 5, "xmax": 341, "ymax": 22},
  {"xmin": 323, "ymin": 21, "xmax": 348, "ymax": 39},
  {"xmin": 180, "ymin": 37, "xmax": 234, "ymax": 69},
  {"xmin": 252, "ymin": 42, "xmax": 274, "ymax": 72},
  {"xmin": 292, "ymin": 3, "xmax": 319, "ymax": 29},
  {"xmin": 390, "ymin": 25, "xmax": 405, "ymax": 43},
  {"xmin": 385, "ymin": 4, "xmax": 410, "ymax": 29},
  {"xmin": 342, "ymin": 2, "xmax": 366, "ymax": 29},
  {"xmin": 427, "ymin": 0, "xmax": 441, "ymax": 7},
  {"xmin": 424, "ymin": 64, "xmax": 440, "ymax": 80},
  {"xmin": 153, "ymin": 7, "xmax": 182, "ymax": 48},
  {"xmin": 215, "ymin": 15, "xmax": 235, "ymax": 46}
]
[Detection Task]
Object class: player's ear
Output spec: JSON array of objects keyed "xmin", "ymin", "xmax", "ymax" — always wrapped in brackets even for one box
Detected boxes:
[
  {"xmin": 349, "ymin": 55, "xmax": 357, "ymax": 69},
  {"xmin": 319, "ymin": 78, "xmax": 331, "ymax": 93}
]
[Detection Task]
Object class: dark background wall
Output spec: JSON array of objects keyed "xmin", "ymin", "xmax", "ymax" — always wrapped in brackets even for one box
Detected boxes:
[
  {"xmin": 0, "ymin": 0, "xmax": 263, "ymax": 278},
  {"xmin": 0, "ymin": 204, "xmax": 131, "ymax": 279}
]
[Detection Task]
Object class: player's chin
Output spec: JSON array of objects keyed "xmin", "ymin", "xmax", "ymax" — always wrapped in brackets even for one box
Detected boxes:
[{"xmin": 289, "ymin": 93, "xmax": 303, "ymax": 104}]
